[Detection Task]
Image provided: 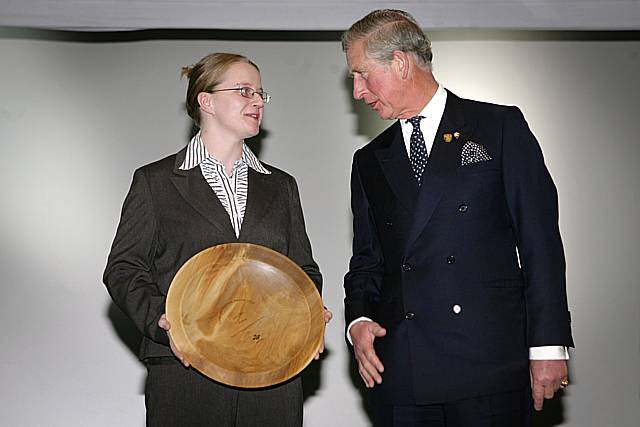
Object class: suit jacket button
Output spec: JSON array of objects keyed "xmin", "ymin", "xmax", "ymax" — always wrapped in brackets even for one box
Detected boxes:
[
  {"xmin": 458, "ymin": 204, "xmax": 468, "ymax": 213},
  {"xmin": 405, "ymin": 312, "xmax": 415, "ymax": 320},
  {"xmin": 402, "ymin": 263, "xmax": 413, "ymax": 272},
  {"xmin": 452, "ymin": 304, "xmax": 462, "ymax": 314},
  {"xmin": 446, "ymin": 255, "xmax": 455, "ymax": 264},
  {"xmin": 385, "ymin": 220, "xmax": 393, "ymax": 227}
]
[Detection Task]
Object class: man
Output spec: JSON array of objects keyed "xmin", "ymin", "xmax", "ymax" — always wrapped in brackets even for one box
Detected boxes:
[{"xmin": 342, "ymin": 9, "xmax": 573, "ymax": 426}]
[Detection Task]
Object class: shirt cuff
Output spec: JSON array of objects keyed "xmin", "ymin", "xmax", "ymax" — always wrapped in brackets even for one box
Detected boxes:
[
  {"xmin": 346, "ymin": 316, "xmax": 372, "ymax": 345},
  {"xmin": 529, "ymin": 346, "xmax": 570, "ymax": 360}
]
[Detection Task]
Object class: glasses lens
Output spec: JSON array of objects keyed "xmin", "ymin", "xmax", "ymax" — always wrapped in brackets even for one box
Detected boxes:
[
  {"xmin": 236, "ymin": 87, "xmax": 270, "ymax": 103},
  {"xmin": 239, "ymin": 87, "xmax": 254, "ymax": 98}
]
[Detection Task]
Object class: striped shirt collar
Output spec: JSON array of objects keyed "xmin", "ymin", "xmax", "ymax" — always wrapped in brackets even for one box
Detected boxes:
[{"xmin": 179, "ymin": 132, "xmax": 271, "ymax": 175}]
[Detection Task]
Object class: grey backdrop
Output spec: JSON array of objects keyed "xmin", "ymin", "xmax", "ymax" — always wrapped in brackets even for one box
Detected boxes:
[{"xmin": 0, "ymin": 29, "xmax": 638, "ymax": 426}]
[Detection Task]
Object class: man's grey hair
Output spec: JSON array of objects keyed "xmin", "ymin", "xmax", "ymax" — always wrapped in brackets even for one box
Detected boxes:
[{"xmin": 341, "ymin": 9, "xmax": 433, "ymax": 70}]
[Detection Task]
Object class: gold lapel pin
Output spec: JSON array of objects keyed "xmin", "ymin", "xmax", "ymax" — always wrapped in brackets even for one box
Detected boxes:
[
  {"xmin": 443, "ymin": 133, "xmax": 453, "ymax": 143},
  {"xmin": 453, "ymin": 131, "xmax": 460, "ymax": 140}
]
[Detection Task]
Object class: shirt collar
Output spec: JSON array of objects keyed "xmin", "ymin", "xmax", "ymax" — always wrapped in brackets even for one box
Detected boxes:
[
  {"xmin": 179, "ymin": 132, "xmax": 271, "ymax": 175},
  {"xmin": 400, "ymin": 84, "xmax": 447, "ymax": 129}
]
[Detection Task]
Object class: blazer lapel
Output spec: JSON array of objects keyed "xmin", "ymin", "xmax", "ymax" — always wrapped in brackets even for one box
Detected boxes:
[
  {"xmin": 374, "ymin": 122, "xmax": 419, "ymax": 214},
  {"xmin": 405, "ymin": 91, "xmax": 475, "ymax": 254},
  {"xmin": 169, "ymin": 149, "xmax": 236, "ymax": 239},
  {"xmin": 238, "ymin": 168, "xmax": 278, "ymax": 241}
]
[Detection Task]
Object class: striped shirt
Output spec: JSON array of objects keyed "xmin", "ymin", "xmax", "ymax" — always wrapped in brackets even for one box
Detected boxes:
[{"xmin": 179, "ymin": 132, "xmax": 271, "ymax": 237}]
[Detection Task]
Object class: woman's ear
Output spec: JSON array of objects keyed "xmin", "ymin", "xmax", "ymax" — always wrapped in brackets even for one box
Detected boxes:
[{"xmin": 197, "ymin": 92, "xmax": 214, "ymax": 116}]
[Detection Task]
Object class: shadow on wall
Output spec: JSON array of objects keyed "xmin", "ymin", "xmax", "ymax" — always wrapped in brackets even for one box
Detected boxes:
[
  {"xmin": 348, "ymin": 352, "xmax": 376, "ymax": 425},
  {"xmin": 301, "ymin": 347, "xmax": 328, "ymax": 402}
]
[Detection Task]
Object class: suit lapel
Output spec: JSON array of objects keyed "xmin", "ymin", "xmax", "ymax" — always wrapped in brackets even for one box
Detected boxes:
[
  {"xmin": 405, "ymin": 91, "xmax": 475, "ymax": 254},
  {"xmin": 374, "ymin": 122, "xmax": 419, "ymax": 214},
  {"xmin": 169, "ymin": 149, "xmax": 236, "ymax": 239},
  {"xmin": 238, "ymin": 168, "xmax": 278, "ymax": 241}
]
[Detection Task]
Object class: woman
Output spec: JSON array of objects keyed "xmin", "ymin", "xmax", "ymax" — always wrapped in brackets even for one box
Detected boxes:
[{"xmin": 103, "ymin": 52, "xmax": 329, "ymax": 426}]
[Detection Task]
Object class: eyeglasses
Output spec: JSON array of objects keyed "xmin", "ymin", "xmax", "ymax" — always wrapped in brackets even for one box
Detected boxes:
[{"xmin": 207, "ymin": 86, "xmax": 271, "ymax": 103}]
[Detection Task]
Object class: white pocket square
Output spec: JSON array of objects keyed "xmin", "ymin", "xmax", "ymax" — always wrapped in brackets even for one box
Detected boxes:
[{"xmin": 461, "ymin": 141, "xmax": 492, "ymax": 166}]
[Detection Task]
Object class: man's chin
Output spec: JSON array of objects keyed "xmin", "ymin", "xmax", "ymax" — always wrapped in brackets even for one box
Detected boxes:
[{"xmin": 375, "ymin": 111, "xmax": 394, "ymax": 120}]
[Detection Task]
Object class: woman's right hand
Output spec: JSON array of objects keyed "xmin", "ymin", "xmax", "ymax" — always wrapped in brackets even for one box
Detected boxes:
[{"xmin": 158, "ymin": 314, "xmax": 190, "ymax": 367}]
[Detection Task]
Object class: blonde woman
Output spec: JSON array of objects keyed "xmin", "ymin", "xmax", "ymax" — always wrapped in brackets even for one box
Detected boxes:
[{"xmin": 104, "ymin": 53, "xmax": 328, "ymax": 426}]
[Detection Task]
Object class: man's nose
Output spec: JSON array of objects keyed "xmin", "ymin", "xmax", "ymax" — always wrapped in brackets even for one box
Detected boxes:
[{"xmin": 353, "ymin": 75, "xmax": 366, "ymax": 100}]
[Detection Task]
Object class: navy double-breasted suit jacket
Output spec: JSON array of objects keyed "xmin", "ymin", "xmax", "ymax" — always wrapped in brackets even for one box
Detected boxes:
[{"xmin": 344, "ymin": 91, "xmax": 573, "ymax": 405}]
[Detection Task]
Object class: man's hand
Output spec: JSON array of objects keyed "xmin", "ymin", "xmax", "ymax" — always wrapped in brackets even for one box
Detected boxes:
[
  {"xmin": 314, "ymin": 308, "xmax": 333, "ymax": 360},
  {"xmin": 351, "ymin": 320, "xmax": 386, "ymax": 388},
  {"xmin": 530, "ymin": 360, "xmax": 568, "ymax": 410},
  {"xmin": 158, "ymin": 314, "xmax": 190, "ymax": 367}
]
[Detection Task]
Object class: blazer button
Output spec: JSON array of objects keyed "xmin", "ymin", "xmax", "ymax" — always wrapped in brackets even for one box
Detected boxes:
[
  {"xmin": 385, "ymin": 220, "xmax": 393, "ymax": 227},
  {"xmin": 402, "ymin": 263, "xmax": 413, "ymax": 272},
  {"xmin": 458, "ymin": 204, "xmax": 468, "ymax": 213},
  {"xmin": 446, "ymin": 255, "xmax": 456, "ymax": 264},
  {"xmin": 452, "ymin": 304, "xmax": 462, "ymax": 314},
  {"xmin": 405, "ymin": 312, "xmax": 415, "ymax": 320}
]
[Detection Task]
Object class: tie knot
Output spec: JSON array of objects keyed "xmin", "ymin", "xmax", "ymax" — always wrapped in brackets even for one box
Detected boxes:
[{"xmin": 407, "ymin": 115, "xmax": 424, "ymax": 129}]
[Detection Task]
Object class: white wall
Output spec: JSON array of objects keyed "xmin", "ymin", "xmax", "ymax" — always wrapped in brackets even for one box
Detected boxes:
[{"xmin": 0, "ymin": 29, "xmax": 638, "ymax": 426}]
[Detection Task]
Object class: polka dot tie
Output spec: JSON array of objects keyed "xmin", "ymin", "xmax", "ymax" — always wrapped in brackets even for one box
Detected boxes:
[{"xmin": 407, "ymin": 115, "xmax": 428, "ymax": 185}]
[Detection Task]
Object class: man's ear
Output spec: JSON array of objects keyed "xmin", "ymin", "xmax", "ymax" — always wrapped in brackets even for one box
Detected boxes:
[
  {"xmin": 392, "ymin": 50, "xmax": 410, "ymax": 79},
  {"xmin": 197, "ymin": 92, "xmax": 214, "ymax": 115}
]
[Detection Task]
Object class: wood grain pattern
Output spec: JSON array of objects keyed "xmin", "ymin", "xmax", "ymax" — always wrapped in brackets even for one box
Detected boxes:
[{"xmin": 166, "ymin": 243, "xmax": 324, "ymax": 388}]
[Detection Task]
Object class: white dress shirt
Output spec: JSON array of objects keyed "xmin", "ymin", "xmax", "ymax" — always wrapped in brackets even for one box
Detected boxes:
[{"xmin": 179, "ymin": 132, "xmax": 271, "ymax": 238}]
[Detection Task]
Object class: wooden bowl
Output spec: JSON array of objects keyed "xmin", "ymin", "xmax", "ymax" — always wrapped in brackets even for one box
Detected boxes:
[{"xmin": 165, "ymin": 243, "xmax": 324, "ymax": 388}]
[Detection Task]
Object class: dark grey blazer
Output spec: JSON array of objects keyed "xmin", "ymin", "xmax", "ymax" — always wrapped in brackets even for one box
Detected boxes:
[{"xmin": 104, "ymin": 147, "xmax": 322, "ymax": 360}]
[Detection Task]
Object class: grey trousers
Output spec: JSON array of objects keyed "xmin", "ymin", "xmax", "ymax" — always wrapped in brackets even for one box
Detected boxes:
[{"xmin": 145, "ymin": 358, "xmax": 303, "ymax": 427}]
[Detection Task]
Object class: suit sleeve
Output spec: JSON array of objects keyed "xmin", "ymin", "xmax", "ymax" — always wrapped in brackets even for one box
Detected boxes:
[
  {"xmin": 103, "ymin": 169, "xmax": 169, "ymax": 346},
  {"xmin": 501, "ymin": 107, "xmax": 573, "ymax": 348},
  {"xmin": 343, "ymin": 153, "xmax": 385, "ymax": 327},
  {"xmin": 285, "ymin": 175, "xmax": 323, "ymax": 293}
]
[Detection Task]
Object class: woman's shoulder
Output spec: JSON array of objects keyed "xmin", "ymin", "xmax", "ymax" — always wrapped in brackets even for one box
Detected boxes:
[
  {"xmin": 259, "ymin": 161, "xmax": 296, "ymax": 182},
  {"xmin": 135, "ymin": 148, "xmax": 186, "ymax": 177}
]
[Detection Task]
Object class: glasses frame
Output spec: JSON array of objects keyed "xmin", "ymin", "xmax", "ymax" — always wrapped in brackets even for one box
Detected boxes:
[{"xmin": 207, "ymin": 86, "xmax": 271, "ymax": 103}]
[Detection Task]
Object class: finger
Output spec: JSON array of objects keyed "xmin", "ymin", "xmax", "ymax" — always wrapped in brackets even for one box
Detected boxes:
[
  {"xmin": 316, "ymin": 342, "xmax": 325, "ymax": 359},
  {"xmin": 532, "ymin": 384, "xmax": 545, "ymax": 411},
  {"xmin": 357, "ymin": 362, "xmax": 374, "ymax": 388},
  {"xmin": 544, "ymin": 385, "xmax": 555, "ymax": 400},
  {"xmin": 324, "ymin": 309, "xmax": 333, "ymax": 323},
  {"xmin": 356, "ymin": 352, "xmax": 383, "ymax": 384},
  {"xmin": 372, "ymin": 326, "xmax": 387, "ymax": 337},
  {"xmin": 158, "ymin": 314, "xmax": 169, "ymax": 329},
  {"xmin": 161, "ymin": 320, "xmax": 171, "ymax": 330},
  {"xmin": 363, "ymin": 349, "xmax": 384, "ymax": 373},
  {"xmin": 174, "ymin": 350, "xmax": 189, "ymax": 367}
]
